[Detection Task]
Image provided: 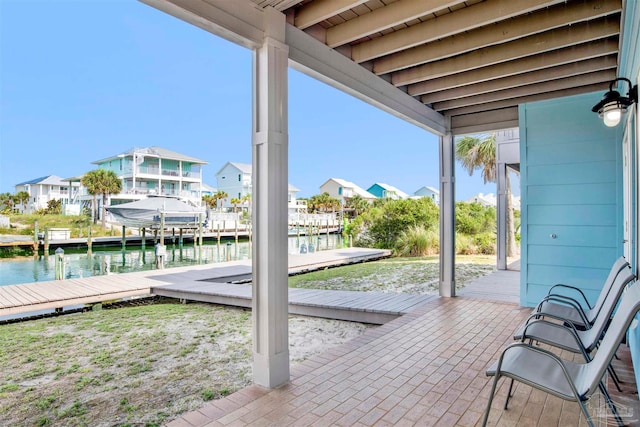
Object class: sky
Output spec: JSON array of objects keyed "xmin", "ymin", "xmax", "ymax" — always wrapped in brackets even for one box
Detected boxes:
[{"xmin": 0, "ymin": 0, "xmax": 513, "ymax": 200}]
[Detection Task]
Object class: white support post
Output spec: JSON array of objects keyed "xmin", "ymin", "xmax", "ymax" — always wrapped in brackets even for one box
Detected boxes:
[
  {"xmin": 251, "ymin": 7, "xmax": 290, "ymax": 389},
  {"xmin": 439, "ymin": 133, "xmax": 455, "ymax": 297}
]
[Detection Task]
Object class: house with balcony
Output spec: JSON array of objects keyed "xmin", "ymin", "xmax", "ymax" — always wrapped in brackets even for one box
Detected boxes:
[
  {"xmin": 366, "ymin": 182, "xmax": 410, "ymax": 200},
  {"xmin": 84, "ymin": 146, "xmax": 207, "ymax": 207},
  {"xmin": 320, "ymin": 178, "xmax": 376, "ymax": 205},
  {"xmin": 14, "ymin": 175, "xmax": 80, "ymax": 214}
]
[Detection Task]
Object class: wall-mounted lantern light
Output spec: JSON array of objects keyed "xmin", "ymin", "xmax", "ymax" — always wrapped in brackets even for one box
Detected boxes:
[{"xmin": 591, "ymin": 77, "xmax": 638, "ymax": 127}]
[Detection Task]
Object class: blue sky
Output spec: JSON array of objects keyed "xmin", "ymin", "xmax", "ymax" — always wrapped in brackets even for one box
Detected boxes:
[{"xmin": 0, "ymin": 0, "xmax": 507, "ymax": 200}]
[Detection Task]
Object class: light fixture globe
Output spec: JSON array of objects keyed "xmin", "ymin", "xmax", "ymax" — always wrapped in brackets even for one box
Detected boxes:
[{"xmin": 592, "ymin": 77, "xmax": 638, "ymax": 127}]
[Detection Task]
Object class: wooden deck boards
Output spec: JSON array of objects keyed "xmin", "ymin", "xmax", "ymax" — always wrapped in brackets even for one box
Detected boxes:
[{"xmin": 0, "ymin": 248, "xmax": 391, "ymax": 318}]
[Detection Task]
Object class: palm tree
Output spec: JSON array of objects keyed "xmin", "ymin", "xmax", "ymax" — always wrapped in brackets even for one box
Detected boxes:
[
  {"xmin": 13, "ymin": 191, "xmax": 30, "ymax": 213},
  {"xmin": 230, "ymin": 197, "xmax": 241, "ymax": 213},
  {"xmin": 82, "ymin": 169, "xmax": 122, "ymax": 228},
  {"xmin": 241, "ymin": 193, "xmax": 252, "ymax": 214},
  {"xmin": 455, "ymin": 133, "xmax": 516, "ymax": 257},
  {"xmin": 202, "ymin": 194, "xmax": 216, "ymax": 210},
  {"xmin": 0, "ymin": 192, "xmax": 14, "ymax": 213},
  {"xmin": 214, "ymin": 190, "xmax": 228, "ymax": 212},
  {"xmin": 346, "ymin": 194, "xmax": 369, "ymax": 217}
]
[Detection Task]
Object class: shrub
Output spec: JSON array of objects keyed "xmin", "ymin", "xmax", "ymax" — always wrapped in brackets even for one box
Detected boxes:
[
  {"xmin": 395, "ymin": 225, "xmax": 439, "ymax": 256},
  {"xmin": 455, "ymin": 202, "xmax": 495, "ymax": 235}
]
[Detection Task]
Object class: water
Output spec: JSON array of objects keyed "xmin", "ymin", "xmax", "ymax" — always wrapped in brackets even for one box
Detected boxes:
[{"xmin": 0, "ymin": 234, "xmax": 344, "ymax": 286}]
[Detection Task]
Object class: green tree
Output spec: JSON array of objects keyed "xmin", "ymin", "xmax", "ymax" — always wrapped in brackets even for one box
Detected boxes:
[
  {"xmin": 456, "ymin": 133, "xmax": 517, "ymax": 257},
  {"xmin": 81, "ymin": 169, "xmax": 122, "ymax": 228},
  {"xmin": 230, "ymin": 197, "xmax": 241, "ymax": 213},
  {"xmin": 13, "ymin": 191, "xmax": 30, "ymax": 213},
  {"xmin": 348, "ymin": 198, "xmax": 439, "ymax": 249},
  {"xmin": 214, "ymin": 190, "xmax": 228, "ymax": 211},
  {"xmin": 309, "ymin": 192, "xmax": 340, "ymax": 214},
  {"xmin": 0, "ymin": 192, "xmax": 14, "ymax": 213},
  {"xmin": 345, "ymin": 194, "xmax": 369, "ymax": 217}
]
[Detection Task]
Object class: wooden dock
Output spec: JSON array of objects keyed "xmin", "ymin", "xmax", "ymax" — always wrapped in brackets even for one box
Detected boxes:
[{"xmin": 0, "ymin": 248, "xmax": 394, "ymax": 321}]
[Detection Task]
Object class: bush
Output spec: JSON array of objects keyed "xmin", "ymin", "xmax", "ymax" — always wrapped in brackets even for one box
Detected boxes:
[
  {"xmin": 455, "ymin": 202, "xmax": 495, "ymax": 235},
  {"xmin": 395, "ymin": 225, "xmax": 439, "ymax": 256}
]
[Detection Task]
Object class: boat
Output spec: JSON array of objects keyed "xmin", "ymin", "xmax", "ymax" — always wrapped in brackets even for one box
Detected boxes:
[{"xmin": 106, "ymin": 197, "xmax": 205, "ymax": 229}]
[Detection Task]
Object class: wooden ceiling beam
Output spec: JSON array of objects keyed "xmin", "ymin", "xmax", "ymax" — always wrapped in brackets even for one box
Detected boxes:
[
  {"xmin": 451, "ymin": 108, "xmax": 519, "ymax": 135},
  {"xmin": 392, "ymin": 18, "xmax": 620, "ymax": 86},
  {"xmin": 294, "ymin": 0, "xmax": 368, "ymax": 30},
  {"xmin": 432, "ymin": 69, "xmax": 616, "ymax": 111},
  {"xmin": 408, "ymin": 39, "xmax": 619, "ymax": 95},
  {"xmin": 352, "ymin": 0, "xmax": 569, "ymax": 63},
  {"xmin": 442, "ymin": 83, "xmax": 608, "ymax": 116},
  {"xmin": 325, "ymin": 0, "xmax": 466, "ymax": 48},
  {"xmin": 373, "ymin": 0, "xmax": 621, "ymax": 75},
  {"xmin": 420, "ymin": 56, "xmax": 618, "ymax": 104}
]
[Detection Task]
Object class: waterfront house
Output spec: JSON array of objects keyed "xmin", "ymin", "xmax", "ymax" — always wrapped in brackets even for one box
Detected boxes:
[
  {"xmin": 14, "ymin": 175, "xmax": 80, "ymax": 214},
  {"xmin": 366, "ymin": 182, "xmax": 410, "ymax": 200},
  {"xmin": 215, "ymin": 161, "xmax": 305, "ymax": 213},
  {"xmin": 320, "ymin": 178, "xmax": 376, "ymax": 206},
  {"xmin": 413, "ymin": 185, "xmax": 440, "ymax": 204},
  {"xmin": 79, "ymin": 146, "xmax": 207, "ymax": 209}
]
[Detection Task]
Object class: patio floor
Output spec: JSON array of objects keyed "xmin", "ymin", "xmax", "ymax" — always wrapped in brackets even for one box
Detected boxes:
[{"xmin": 166, "ymin": 269, "xmax": 639, "ymax": 427}]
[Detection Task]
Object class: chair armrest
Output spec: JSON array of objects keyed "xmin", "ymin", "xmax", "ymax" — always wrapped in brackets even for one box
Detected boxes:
[
  {"xmin": 534, "ymin": 295, "xmax": 591, "ymax": 328},
  {"xmin": 520, "ymin": 317, "xmax": 591, "ymax": 361},
  {"xmin": 547, "ymin": 284, "xmax": 592, "ymax": 310}
]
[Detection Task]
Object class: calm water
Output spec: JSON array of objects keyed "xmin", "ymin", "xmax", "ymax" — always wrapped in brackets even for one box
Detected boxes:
[{"xmin": 0, "ymin": 234, "xmax": 344, "ymax": 286}]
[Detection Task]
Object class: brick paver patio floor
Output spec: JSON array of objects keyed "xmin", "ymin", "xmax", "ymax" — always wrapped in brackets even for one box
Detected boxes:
[{"xmin": 166, "ymin": 294, "xmax": 639, "ymax": 426}]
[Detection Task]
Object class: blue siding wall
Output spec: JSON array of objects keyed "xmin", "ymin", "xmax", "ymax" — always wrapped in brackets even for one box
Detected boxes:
[{"xmin": 519, "ymin": 92, "xmax": 623, "ymax": 307}]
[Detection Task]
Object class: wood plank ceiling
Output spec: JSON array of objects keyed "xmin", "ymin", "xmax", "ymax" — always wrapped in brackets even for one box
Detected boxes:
[{"xmin": 253, "ymin": 0, "xmax": 623, "ymax": 132}]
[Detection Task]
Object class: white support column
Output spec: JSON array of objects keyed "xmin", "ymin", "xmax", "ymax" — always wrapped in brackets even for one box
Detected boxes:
[
  {"xmin": 251, "ymin": 7, "xmax": 290, "ymax": 389},
  {"xmin": 439, "ymin": 132, "xmax": 455, "ymax": 297}
]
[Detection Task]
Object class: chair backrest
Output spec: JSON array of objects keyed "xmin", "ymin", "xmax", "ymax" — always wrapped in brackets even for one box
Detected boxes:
[
  {"xmin": 581, "ymin": 280, "xmax": 640, "ymax": 396},
  {"xmin": 588, "ymin": 256, "xmax": 630, "ymax": 322},
  {"xmin": 582, "ymin": 265, "xmax": 635, "ymax": 347}
]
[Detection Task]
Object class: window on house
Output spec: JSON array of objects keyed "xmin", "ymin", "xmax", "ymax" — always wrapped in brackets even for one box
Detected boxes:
[
  {"xmin": 119, "ymin": 159, "xmax": 123, "ymax": 170},
  {"xmin": 238, "ymin": 174, "xmax": 241, "ymax": 181},
  {"xmin": 338, "ymin": 187, "xmax": 343, "ymax": 195},
  {"xmin": 238, "ymin": 193, "xmax": 241, "ymax": 199}
]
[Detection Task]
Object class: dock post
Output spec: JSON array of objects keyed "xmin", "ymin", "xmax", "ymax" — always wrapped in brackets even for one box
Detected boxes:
[
  {"xmin": 55, "ymin": 247, "xmax": 65, "ymax": 280},
  {"xmin": 179, "ymin": 228, "xmax": 183, "ymax": 248},
  {"xmin": 33, "ymin": 220, "xmax": 39, "ymax": 256},
  {"xmin": 160, "ymin": 212, "xmax": 165, "ymax": 245},
  {"xmin": 87, "ymin": 226, "xmax": 92, "ymax": 251},
  {"xmin": 199, "ymin": 213, "xmax": 204, "ymax": 247},
  {"xmin": 234, "ymin": 218, "xmax": 238, "ymax": 243},
  {"xmin": 141, "ymin": 228, "xmax": 145, "ymax": 250},
  {"xmin": 121, "ymin": 225, "xmax": 126, "ymax": 250},
  {"xmin": 44, "ymin": 227, "xmax": 49, "ymax": 253},
  {"xmin": 217, "ymin": 222, "xmax": 221, "ymax": 244},
  {"xmin": 172, "ymin": 228, "xmax": 176, "ymax": 246}
]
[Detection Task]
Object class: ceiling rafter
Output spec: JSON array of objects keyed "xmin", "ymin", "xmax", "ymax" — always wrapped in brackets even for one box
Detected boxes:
[
  {"xmin": 373, "ymin": 0, "xmax": 621, "ymax": 75},
  {"xmin": 351, "ymin": 0, "xmax": 568, "ymax": 63},
  {"xmin": 392, "ymin": 18, "xmax": 620, "ymax": 86},
  {"xmin": 325, "ymin": 0, "xmax": 467, "ymax": 48},
  {"xmin": 294, "ymin": 0, "xmax": 369, "ymax": 29},
  {"xmin": 432, "ymin": 69, "xmax": 616, "ymax": 111},
  {"xmin": 407, "ymin": 38, "xmax": 619, "ymax": 96},
  {"xmin": 443, "ymin": 83, "xmax": 608, "ymax": 116},
  {"xmin": 420, "ymin": 56, "xmax": 618, "ymax": 104}
]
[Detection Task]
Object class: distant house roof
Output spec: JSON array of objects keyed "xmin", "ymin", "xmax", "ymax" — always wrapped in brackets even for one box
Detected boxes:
[
  {"xmin": 194, "ymin": 182, "xmax": 217, "ymax": 193},
  {"xmin": 288, "ymin": 184, "xmax": 300, "ymax": 193},
  {"xmin": 322, "ymin": 178, "xmax": 376, "ymax": 199},
  {"xmin": 414, "ymin": 186, "xmax": 440, "ymax": 196},
  {"xmin": 92, "ymin": 146, "xmax": 207, "ymax": 165},
  {"xmin": 371, "ymin": 183, "xmax": 410, "ymax": 199},
  {"xmin": 466, "ymin": 192, "xmax": 497, "ymax": 207},
  {"xmin": 215, "ymin": 161, "xmax": 252, "ymax": 176},
  {"xmin": 15, "ymin": 175, "xmax": 70, "ymax": 186}
]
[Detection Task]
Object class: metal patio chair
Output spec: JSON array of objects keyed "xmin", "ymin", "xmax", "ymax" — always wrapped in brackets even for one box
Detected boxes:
[
  {"xmin": 482, "ymin": 280, "xmax": 640, "ymax": 427},
  {"xmin": 532, "ymin": 256, "xmax": 629, "ymax": 329},
  {"xmin": 514, "ymin": 265, "xmax": 635, "ymax": 391}
]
